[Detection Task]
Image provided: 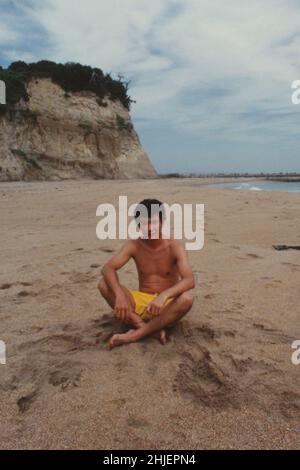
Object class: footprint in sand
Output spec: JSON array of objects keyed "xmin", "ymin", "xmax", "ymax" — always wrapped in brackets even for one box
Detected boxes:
[
  {"xmin": 253, "ymin": 323, "xmax": 276, "ymax": 331},
  {"xmin": 127, "ymin": 416, "xmax": 150, "ymax": 429},
  {"xmin": 194, "ymin": 324, "xmax": 217, "ymax": 341},
  {"xmin": 69, "ymin": 271, "xmax": 93, "ymax": 284},
  {"xmin": 252, "ymin": 323, "xmax": 293, "ymax": 343},
  {"xmin": 18, "ymin": 333, "xmax": 86, "ymax": 354},
  {"xmin": 223, "ymin": 330, "xmax": 236, "ymax": 338},
  {"xmin": 204, "ymin": 293, "xmax": 215, "ymax": 300},
  {"xmin": 48, "ymin": 361, "xmax": 82, "ymax": 390},
  {"xmin": 217, "ymin": 308, "xmax": 233, "ymax": 314},
  {"xmin": 1, "ymin": 282, "xmax": 33, "ymax": 291},
  {"xmin": 61, "ymin": 323, "xmax": 78, "ymax": 332},
  {"xmin": 30, "ymin": 326, "xmax": 44, "ymax": 333},
  {"xmin": 233, "ymin": 302, "xmax": 244, "ymax": 309},
  {"xmin": 264, "ymin": 282, "xmax": 281, "ymax": 288},
  {"xmin": 17, "ymin": 389, "xmax": 39, "ymax": 413},
  {"xmin": 1, "ymin": 283, "xmax": 13, "ymax": 290},
  {"xmin": 100, "ymin": 247, "xmax": 115, "ymax": 253},
  {"xmin": 14, "ymin": 325, "xmax": 44, "ymax": 335},
  {"xmin": 111, "ymin": 398, "xmax": 126, "ymax": 407},
  {"xmin": 17, "ymin": 290, "xmax": 37, "ymax": 297}
]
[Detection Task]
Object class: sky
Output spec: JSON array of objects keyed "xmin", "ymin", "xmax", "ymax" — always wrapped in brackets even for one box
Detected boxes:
[{"xmin": 1, "ymin": 0, "xmax": 300, "ymax": 174}]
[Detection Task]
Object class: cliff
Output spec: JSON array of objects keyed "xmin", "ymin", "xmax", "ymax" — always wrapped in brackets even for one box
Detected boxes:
[{"xmin": 0, "ymin": 76, "xmax": 157, "ymax": 181}]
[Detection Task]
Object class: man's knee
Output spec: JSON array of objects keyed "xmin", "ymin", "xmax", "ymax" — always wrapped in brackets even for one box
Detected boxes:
[{"xmin": 176, "ymin": 292, "xmax": 194, "ymax": 311}]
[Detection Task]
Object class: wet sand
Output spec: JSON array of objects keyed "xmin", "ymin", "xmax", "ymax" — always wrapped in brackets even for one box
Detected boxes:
[{"xmin": 0, "ymin": 177, "xmax": 299, "ymax": 449}]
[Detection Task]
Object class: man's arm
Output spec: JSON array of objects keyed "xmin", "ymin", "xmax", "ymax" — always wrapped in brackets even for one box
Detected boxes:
[
  {"xmin": 146, "ymin": 241, "xmax": 195, "ymax": 316},
  {"xmin": 101, "ymin": 240, "xmax": 134, "ymax": 294},
  {"xmin": 101, "ymin": 240, "xmax": 135, "ymax": 321},
  {"xmin": 162, "ymin": 240, "xmax": 195, "ymax": 299}
]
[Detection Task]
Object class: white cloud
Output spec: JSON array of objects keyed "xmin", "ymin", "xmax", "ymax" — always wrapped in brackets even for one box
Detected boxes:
[
  {"xmin": 0, "ymin": 21, "xmax": 19, "ymax": 45},
  {"xmin": 2, "ymin": 49, "xmax": 35, "ymax": 63},
  {"xmin": 3, "ymin": 0, "xmax": 300, "ymax": 142},
  {"xmin": 27, "ymin": 0, "xmax": 166, "ymax": 72}
]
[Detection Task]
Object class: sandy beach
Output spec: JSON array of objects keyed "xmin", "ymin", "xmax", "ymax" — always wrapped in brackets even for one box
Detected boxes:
[{"xmin": 0, "ymin": 177, "xmax": 299, "ymax": 449}]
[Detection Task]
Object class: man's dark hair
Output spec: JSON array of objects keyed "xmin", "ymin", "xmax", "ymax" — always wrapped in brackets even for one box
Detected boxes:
[{"xmin": 134, "ymin": 198, "xmax": 165, "ymax": 223}]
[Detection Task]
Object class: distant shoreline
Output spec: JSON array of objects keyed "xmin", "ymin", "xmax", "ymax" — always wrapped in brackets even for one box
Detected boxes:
[
  {"xmin": 159, "ymin": 173, "xmax": 300, "ymax": 182},
  {"xmin": 1, "ymin": 174, "xmax": 300, "ymax": 185}
]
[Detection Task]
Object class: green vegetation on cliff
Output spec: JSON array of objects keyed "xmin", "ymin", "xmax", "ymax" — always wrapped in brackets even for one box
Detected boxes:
[{"xmin": 0, "ymin": 60, "xmax": 133, "ymax": 112}]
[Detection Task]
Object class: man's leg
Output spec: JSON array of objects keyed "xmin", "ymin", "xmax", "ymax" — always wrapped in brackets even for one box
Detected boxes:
[
  {"xmin": 98, "ymin": 278, "xmax": 167, "ymax": 343},
  {"xmin": 98, "ymin": 277, "xmax": 143, "ymax": 328},
  {"xmin": 108, "ymin": 291, "xmax": 194, "ymax": 349}
]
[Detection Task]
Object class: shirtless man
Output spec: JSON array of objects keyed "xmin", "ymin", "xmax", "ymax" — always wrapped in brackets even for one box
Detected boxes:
[{"xmin": 98, "ymin": 198, "xmax": 195, "ymax": 349}]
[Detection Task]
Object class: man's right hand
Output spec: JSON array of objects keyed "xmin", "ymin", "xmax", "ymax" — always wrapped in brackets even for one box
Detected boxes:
[{"xmin": 114, "ymin": 291, "xmax": 133, "ymax": 323}]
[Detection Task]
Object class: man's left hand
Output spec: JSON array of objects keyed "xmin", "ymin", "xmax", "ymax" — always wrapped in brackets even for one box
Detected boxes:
[{"xmin": 146, "ymin": 293, "xmax": 168, "ymax": 316}]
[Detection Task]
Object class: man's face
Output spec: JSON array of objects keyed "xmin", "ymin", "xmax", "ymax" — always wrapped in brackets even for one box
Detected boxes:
[{"xmin": 139, "ymin": 215, "xmax": 161, "ymax": 239}]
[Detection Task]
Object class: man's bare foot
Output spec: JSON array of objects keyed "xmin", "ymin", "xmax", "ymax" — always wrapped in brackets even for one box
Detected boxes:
[
  {"xmin": 108, "ymin": 327, "xmax": 167, "ymax": 349},
  {"xmin": 108, "ymin": 329, "xmax": 137, "ymax": 349},
  {"xmin": 155, "ymin": 329, "xmax": 167, "ymax": 345},
  {"xmin": 130, "ymin": 319, "xmax": 166, "ymax": 345}
]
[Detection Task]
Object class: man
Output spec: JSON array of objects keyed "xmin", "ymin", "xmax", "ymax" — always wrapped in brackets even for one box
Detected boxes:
[{"xmin": 98, "ymin": 198, "xmax": 195, "ymax": 349}]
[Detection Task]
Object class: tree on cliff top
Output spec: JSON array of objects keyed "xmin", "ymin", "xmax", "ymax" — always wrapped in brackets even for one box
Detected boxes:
[{"xmin": 0, "ymin": 60, "xmax": 133, "ymax": 112}]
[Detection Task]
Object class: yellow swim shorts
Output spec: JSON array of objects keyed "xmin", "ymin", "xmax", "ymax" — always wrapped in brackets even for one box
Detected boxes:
[{"xmin": 128, "ymin": 289, "xmax": 173, "ymax": 320}]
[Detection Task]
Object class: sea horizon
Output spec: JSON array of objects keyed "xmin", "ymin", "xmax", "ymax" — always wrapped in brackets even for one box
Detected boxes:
[{"xmin": 206, "ymin": 179, "xmax": 300, "ymax": 192}]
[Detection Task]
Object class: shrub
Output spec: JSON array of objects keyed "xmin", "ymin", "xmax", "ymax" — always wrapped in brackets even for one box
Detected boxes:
[
  {"xmin": 116, "ymin": 114, "xmax": 131, "ymax": 131},
  {"xmin": 0, "ymin": 61, "xmax": 133, "ymax": 113}
]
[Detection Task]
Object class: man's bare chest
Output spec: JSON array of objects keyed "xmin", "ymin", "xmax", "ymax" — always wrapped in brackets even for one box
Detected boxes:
[{"xmin": 133, "ymin": 250, "xmax": 177, "ymax": 276}]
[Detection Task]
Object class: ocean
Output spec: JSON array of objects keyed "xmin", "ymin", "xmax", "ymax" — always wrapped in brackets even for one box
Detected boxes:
[{"xmin": 207, "ymin": 180, "xmax": 300, "ymax": 192}]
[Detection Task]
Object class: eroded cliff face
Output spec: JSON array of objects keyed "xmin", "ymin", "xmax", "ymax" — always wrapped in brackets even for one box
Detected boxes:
[{"xmin": 0, "ymin": 78, "xmax": 157, "ymax": 181}]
